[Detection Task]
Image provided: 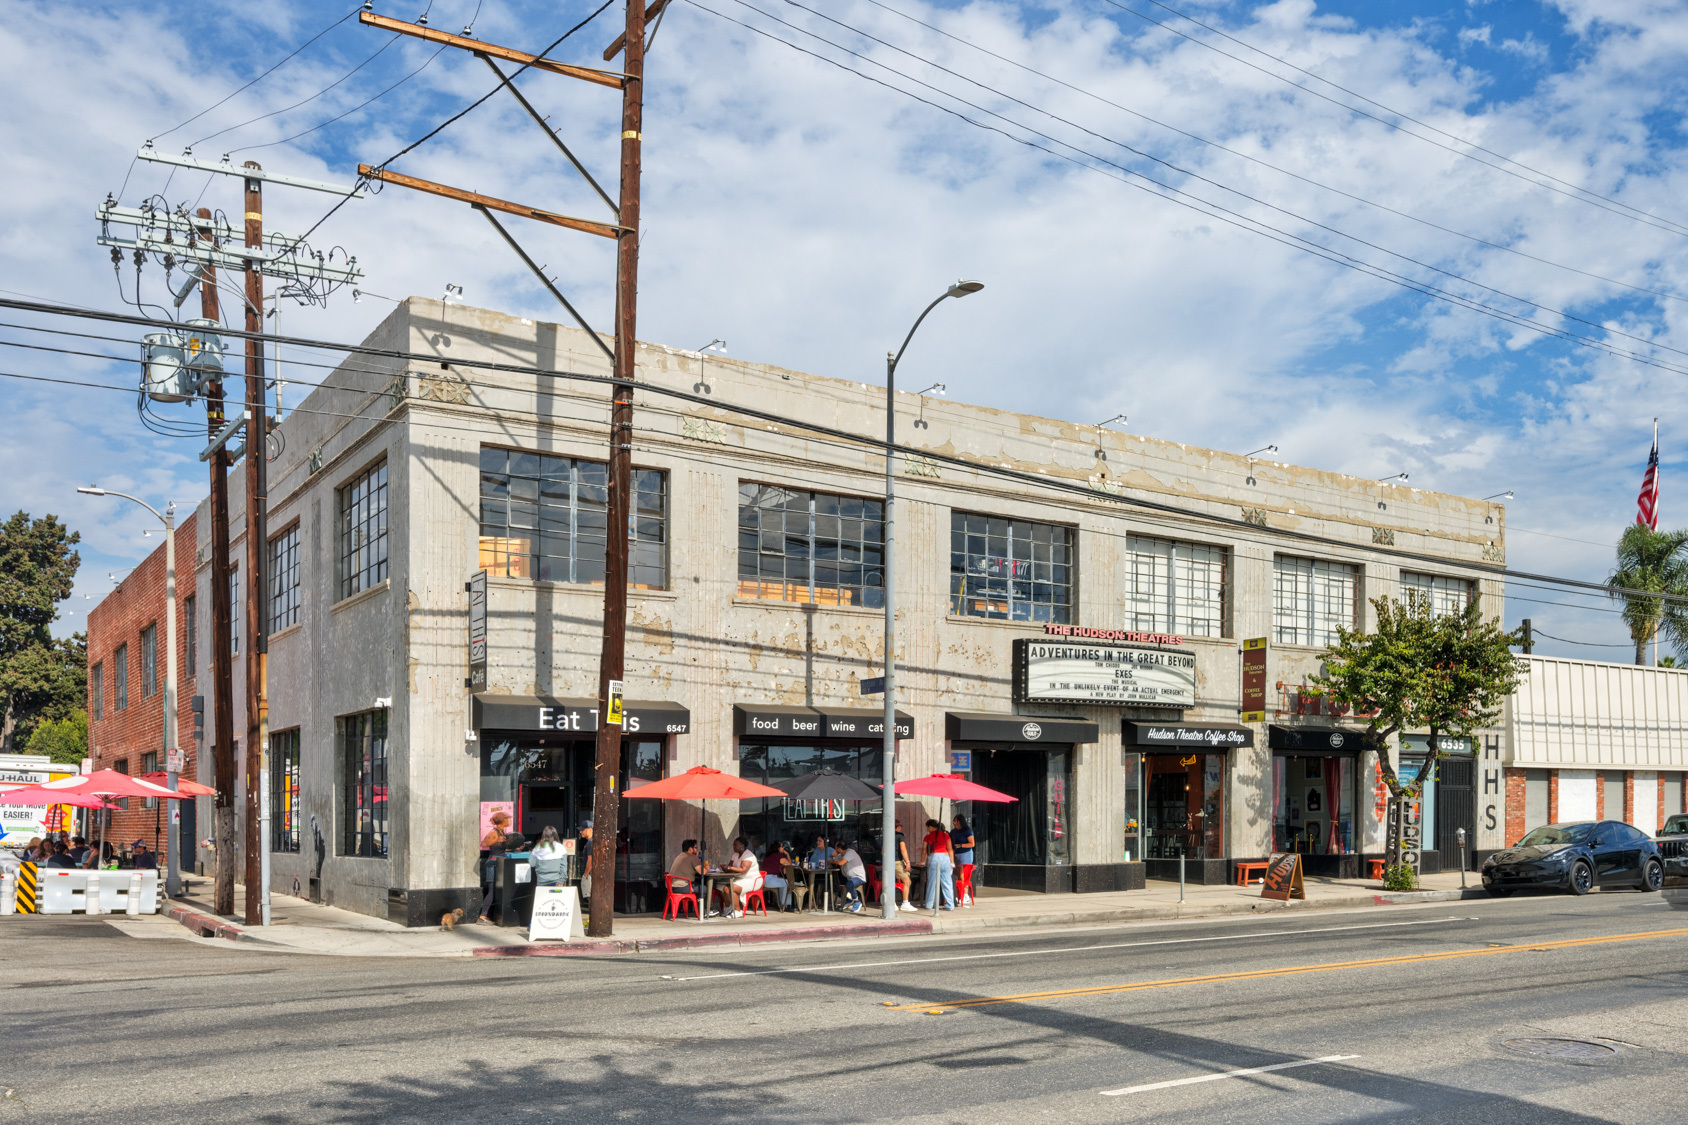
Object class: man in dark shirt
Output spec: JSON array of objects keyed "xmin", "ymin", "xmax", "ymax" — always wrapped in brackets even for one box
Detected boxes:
[
  {"xmin": 577, "ymin": 821, "xmax": 594, "ymax": 901},
  {"xmin": 131, "ymin": 840, "xmax": 158, "ymax": 871},
  {"xmin": 44, "ymin": 842, "xmax": 76, "ymax": 868},
  {"xmin": 68, "ymin": 836, "xmax": 90, "ymax": 865}
]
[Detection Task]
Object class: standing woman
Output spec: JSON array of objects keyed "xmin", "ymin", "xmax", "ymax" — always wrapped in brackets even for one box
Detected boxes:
[
  {"xmin": 478, "ymin": 810, "xmax": 511, "ymax": 922},
  {"xmin": 530, "ymin": 825, "xmax": 568, "ymax": 889},
  {"xmin": 922, "ymin": 818, "xmax": 955, "ymax": 912},
  {"xmin": 950, "ymin": 814, "xmax": 976, "ymax": 906}
]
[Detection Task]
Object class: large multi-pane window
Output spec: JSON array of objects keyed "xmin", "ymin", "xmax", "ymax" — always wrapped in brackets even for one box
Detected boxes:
[
  {"xmin": 1400, "ymin": 572, "xmax": 1472, "ymax": 617},
  {"xmin": 338, "ymin": 461, "xmax": 389, "ymax": 599},
  {"xmin": 737, "ymin": 484, "xmax": 885, "ymax": 607},
  {"xmin": 1273, "ymin": 555, "xmax": 1360, "ymax": 647},
  {"xmin": 269, "ymin": 526, "xmax": 301, "ymax": 632},
  {"xmin": 1126, "ymin": 535, "xmax": 1226, "ymax": 637},
  {"xmin": 273, "ymin": 729, "xmax": 301, "ymax": 853},
  {"xmin": 140, "ymin": 624, "xmax": 158, "ymax": 698},
  {"xmin": 113, "ymin": 644, "xmax": 129, "ymax": 711},
  {"xmin": 184, "ymin": 596, "xmax": 196, "ymax": 677},
  {"xmin": 478, "ymin": 447, "xmax": 668, "ymax": 589},
  {"xmin": 91, "ymin": 662, "xmax": 103, "ymax": 721},
  {"xmin": 340, "ymin": 710, "xmax": 388, "ymax": 858},
  {"xmin": 949, "ymin": 512, "xmax": 1074, "ymax": 623}
]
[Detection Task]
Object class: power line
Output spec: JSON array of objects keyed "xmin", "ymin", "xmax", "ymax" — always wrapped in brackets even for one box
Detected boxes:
[
  {"xmin": 1531, "ymin": 628, "xmax": 1636, "ymax": 649},
  {"xmin": 1107, "ymin": 0, "xmax": 1688, "ymax": 239},
  {"xmin": 190, "ymin": 37, "xmax": 399, "ymax": 150},
  {"xmin": 229, "ymin": 44, "xmax": 450, "ymax": 155},
  {"xmin": 691, "ymin": 0, "xmax": 1688, "ymax": 379}
]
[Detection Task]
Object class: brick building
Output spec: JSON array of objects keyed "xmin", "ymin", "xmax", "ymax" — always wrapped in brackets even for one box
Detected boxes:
[{"xmin": 85, "ymin": 511, "xmax": 199, "ymax": 864}]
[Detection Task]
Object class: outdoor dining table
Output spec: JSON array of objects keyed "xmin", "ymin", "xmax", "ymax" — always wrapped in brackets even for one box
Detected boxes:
[
  {"xmin": 698, "ymin": 868, "xmax": 739, "ymax": 920},
  {"xmin": 793, "ymin": 863, "xmax": 838, "ymax": 913}
]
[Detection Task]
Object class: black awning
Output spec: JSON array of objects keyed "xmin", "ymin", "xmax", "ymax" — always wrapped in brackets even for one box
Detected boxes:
[
  {"xmin": 1267, "ymin": 724, "xmax": 1368, "ymax": 753},
  {"xmin": 1123, "ymin": 720, "xmax": 1255, "ymax": 750},
  {"xmin": 733, "ymin": 704, "xmax": 825, "ymax": 739},
  {"xmin": 811, "ymin": 705, "xmax": 913, "ymax": 740},
  {"xmin": 944, "ymin": 711, "xmax": 1100, "ymax": 745},
  {"xmin": 473, "ymin": 695, "xmax": 691, "ymax": 736}
]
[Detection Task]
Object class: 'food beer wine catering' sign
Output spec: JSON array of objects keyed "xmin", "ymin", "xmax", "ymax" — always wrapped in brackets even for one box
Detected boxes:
[{"xmin": 1013, "ymin": 638, "xmax": 1196, "ymax": 708}]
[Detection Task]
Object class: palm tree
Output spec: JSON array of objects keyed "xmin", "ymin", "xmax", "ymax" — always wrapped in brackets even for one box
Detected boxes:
[{"xmin": 1607, "ymin": 525, "xmax": 1688, "ymax": 665}]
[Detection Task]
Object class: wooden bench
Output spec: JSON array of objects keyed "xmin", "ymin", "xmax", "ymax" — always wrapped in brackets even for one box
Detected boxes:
[
  {"xmin": 1367, "ymin": 858, "xmax": 1386, "ymax": 881},
  {"xmin": 1235, "ymin": 861, "xmax": 1270, "ymax": 886}
]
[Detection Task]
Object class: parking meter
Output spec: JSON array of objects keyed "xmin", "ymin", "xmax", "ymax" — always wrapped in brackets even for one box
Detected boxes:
[{"xmin": 1456, "ymin": 827, "xmax": 1468, "ymax": 886}]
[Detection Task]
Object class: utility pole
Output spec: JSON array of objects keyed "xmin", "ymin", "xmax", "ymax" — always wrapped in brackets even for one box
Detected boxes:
[
  {"xmin": 242, "ymin": 164, "xmax": 271, "ymax": 927},
  {"xmin": 195, "ymin": 209, "xmax": 239, "ymax": 919},
  {"xmin": 588, "ymin": 0, "xmax": 646, "ymax": 939}
]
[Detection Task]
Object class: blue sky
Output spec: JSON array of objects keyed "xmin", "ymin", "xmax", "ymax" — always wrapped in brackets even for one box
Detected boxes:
[{"xmin": 4, "ymin": 0, "xmax": 1687, "ymax": 660}]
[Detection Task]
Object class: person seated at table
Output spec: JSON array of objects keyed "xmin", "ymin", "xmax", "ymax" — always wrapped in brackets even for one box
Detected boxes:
[
  {"xmin": 43, "ymin": 841, "xmax": 75, "ymax": 869},
  {"xmin": 830, "ymin": 841, "xmax": 868, "ymax": 913},
  {"xmin": 722, "ymin": 837, "xmax": 760, "ymax": 919},
  {"xmin": 760, "ymin": 841, "xmax": 793, "ymax": 910},
  {"xmin": 668, "ymin": 838, "xmax": 702, "ymax": 897},
  {"xmin": 807, "ymin": 834, "xmax": 830, "ymax": 869}
]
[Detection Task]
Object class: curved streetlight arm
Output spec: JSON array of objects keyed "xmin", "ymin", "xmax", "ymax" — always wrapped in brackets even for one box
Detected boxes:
[
  {"xmin": 888, "ymin": 293, "xmax": 952, "ymax": 381},
  {"xmin": 78, "ymin": 487, "xmax": 169, "ymax": 525}
]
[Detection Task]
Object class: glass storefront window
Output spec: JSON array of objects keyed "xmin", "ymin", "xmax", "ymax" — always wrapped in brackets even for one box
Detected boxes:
[
  {"xmin": 1047, "ymin": 751, "xmax": 1071, "ymax": 866},
  {"xmin": 735, "ymin": 742, "xmax": 884, "ymax": 859},
  {"xmin": 1273, "ymin": 754, "xmax": 1357, "ymax": 854},
  {"xmin": 1123, "ymin": 753, "xmax": 1143, "ymax": 861},
  {"xmin": 1144, "ymin": 754, "xmax": 1224, "ymax": 859}
]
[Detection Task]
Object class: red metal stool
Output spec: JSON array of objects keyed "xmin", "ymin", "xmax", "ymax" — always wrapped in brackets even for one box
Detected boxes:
[
  {"xmin": 956, "ymin": 863, "xmax": 976, "ymax": 906},
  {"xmin": 741, "ymin": 873, "xmax": 768, "ymax": 917},
  {"xmin": 662, "ymin": 873, "xmax": 699, "ymax": 921}
]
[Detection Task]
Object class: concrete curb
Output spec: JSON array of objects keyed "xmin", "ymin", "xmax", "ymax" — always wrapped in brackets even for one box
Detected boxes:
[
  {"xmin": 1373, "ymin": 887, "xmax": 1491, "ymax": 904},
  {"xmin": 166, "ymin": 902, "xmax": 246, "ymax": 942},
  {"xmin": 470, "ymin": 918, "xmax": 934, "ymax": 957}
]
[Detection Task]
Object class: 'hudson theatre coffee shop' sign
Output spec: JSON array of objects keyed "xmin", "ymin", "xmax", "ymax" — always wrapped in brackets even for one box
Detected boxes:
[{"xmin": 1013, "ymin": 637, "xmax": 1196, "ymax": 708}]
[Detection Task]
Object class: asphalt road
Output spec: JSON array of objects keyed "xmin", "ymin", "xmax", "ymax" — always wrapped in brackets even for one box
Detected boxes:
[{"xmin": 6, "ymin": 890, "xmax": 1688, "ymax": 1123}]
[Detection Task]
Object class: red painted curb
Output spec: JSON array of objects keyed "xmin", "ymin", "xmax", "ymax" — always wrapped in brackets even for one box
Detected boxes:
[
  {"xmin": 166, "ymin": 903, "xmax": 246, "ymax": 942},
  {"xmin": 470, "ymin": 918, "xmax": 933, "ymax": 957}
]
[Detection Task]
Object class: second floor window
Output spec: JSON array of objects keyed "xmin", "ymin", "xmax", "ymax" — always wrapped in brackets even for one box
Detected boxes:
[
  {"xmin": 270, "ymin": 526, "xmax": 301, "ymax": 632},
  {"xmin": 478, "ymin": 447, "xmax": 668, "ymax": 589},
  {"xmin": 1127, "ymin": 535, "xmax": 1226, "ymax": 637},
  {"xmin": 738, "ymin": 484, "xmax": 884, "ymax": 608},
  {"xmin": 91, "ymin": 662, "xmax": 103, "ymax": 721},
  {"xmin": 140, "ymin": 625, "xmax": 158, "ymax": 697},
  {"xmin": 339, "ymin": 461, "xmax": 389, "ymax": 599},
  {"xmin": 141, "ymin": 750, "xmax": 159, "ymax": 808},
  {"xmin": 113, "ymin": 644, "xmax": 128, "ymax": 711},
  {"xmin": 1273, "ymin": 555, "xmax": 1359, "ymax": 647},
  {"xmin": 184, "ymin": 595, "xmax": 197, "ymax": 677},
  {"xmin": 950, "ymin": 512, "xmax": 1074, "ymax": 623},
  {"xmin": 1401, "ymin": 572, "xmax": 1472, "ymax": 617}
]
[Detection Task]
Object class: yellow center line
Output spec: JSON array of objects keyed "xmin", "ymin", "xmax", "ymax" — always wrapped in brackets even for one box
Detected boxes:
[{"xmin": 889, "ymin": 926, "xmax": 1688, "ymax": 1012}]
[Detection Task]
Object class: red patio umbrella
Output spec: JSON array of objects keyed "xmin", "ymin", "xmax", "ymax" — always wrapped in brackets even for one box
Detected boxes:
[
  {"xmin": 6, "ymin": 771, "xmax": 185, "ymax": 874},
  {"xmin": 626, "ymin": 767, "xmax": 788, "ymax": 902},
  {"xmin": 139, "ymin": 773, "xmax": 217, "ymax": 797}
]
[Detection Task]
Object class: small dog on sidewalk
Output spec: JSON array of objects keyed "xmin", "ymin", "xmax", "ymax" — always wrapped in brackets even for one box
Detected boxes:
[{"xmin": 439, "ymin": 907, "xmax": 466, "ymax": 931}]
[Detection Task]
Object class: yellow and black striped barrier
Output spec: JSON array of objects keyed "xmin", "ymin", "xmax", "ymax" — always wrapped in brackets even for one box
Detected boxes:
[{"xmin": 16, "ymin": 862, "xmax": 38, "ymax": 914}]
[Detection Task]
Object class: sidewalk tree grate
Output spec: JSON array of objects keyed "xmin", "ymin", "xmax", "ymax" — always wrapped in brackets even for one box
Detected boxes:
[{"xmin": 1502, "ymin": 1038, "xmax": 1616, "ymax": 1060}]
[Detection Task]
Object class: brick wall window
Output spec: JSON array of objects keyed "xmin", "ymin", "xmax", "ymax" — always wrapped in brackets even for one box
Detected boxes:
[
  {"xmin": 1273, "ymin": 555, "xmax": 1359, "ymax": 647},
  {"xmin": 479, "ymin": 448, "xmax": 668, "ymax": 589},
  {"xmin": 272, "ymin": 729, "xmax": 301, "ymax": 853},
  {"xmin": 338, "ymin": 461, "xmax": 389, "ymax": 599},
  {"xmin": 1400, "ymin": 572, "xmax": 1472, "ymax": 617},
  {"xmin": 113, "ymin": 643, "xmax": 128, "ymax": 711},
  {"xmin": 950, "ymin": 511, "xmax": 1073, "ymax": 623},
  {"xmin": 91, "ymin": 662, "xmax": 103, "ymax": 721},
  {"xmin": 269, "ymin": 526, "xmax": 301, "ymax": 632},
  {"xmin": 739, "ymin": 484, "xmax": 884, "ymax": 608},
  {"xmin": 140, "ymin": 624, "xmax": 158, "ymax": 698},
  {"xmin": 1126, "ymin": 534, "xmax": 1226, "ymax": 637},
  {"xmin": 141, "ymin": 750, "xmax": 159, "ymax": 809},
  {"xmin": 340, "ymin": 711, "xmax": 388, "ymax": 858},
  {"xmin": 184, "ymin": 596, "xmax": 196, "ymax": 677}
]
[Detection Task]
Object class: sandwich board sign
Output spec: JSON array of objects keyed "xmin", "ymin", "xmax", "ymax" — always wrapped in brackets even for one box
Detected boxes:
[
  {"xmin": 528, "ymin": 885, "xmax": 585, "ymax": 942},
  {"xmin": 1260, "ymin": 852, "xmax": 1306, "ymax": 901}
]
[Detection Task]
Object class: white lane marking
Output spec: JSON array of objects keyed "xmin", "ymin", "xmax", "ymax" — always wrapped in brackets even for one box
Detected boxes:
[
  {"xmin": 1100, "ymin": 1055, "xmax": 1362, "ymax": 1097},
  {"xmin": 670, "ymin": 917, "xmax": 1468, "ymax": 981}
]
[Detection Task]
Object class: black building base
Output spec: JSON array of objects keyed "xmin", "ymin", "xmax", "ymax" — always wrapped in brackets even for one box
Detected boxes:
[
  {"xmin": 1297, "ymin": 853, "xmax": 1359, "ymax": 879},
  {"xmin": 1145, "ymin": 857, "xmax": 1230, "ymax": 885},
  {"xmin": 1075, "ymin": 863, "xmax": 1144, "ymax": 892},
  {"xmin": 389, "ymin": 886, "xmax": 482, "ymax": 928},
  {"xmin": 1418, "ymin": 850, "xmax": 1443, "ymax": 875},
  {"xmin": 980, "ymin": 863, "xmax": 1073, "ymax": 894}
]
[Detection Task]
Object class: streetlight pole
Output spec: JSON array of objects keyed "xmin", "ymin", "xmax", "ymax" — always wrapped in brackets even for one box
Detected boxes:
[
  {"xmin": 879, "ymin": 280, "xmax": 983, "ymax": 920},
  {"xmin": 78, "ymin": 486, "xmax": 180, "ymax": 898}
]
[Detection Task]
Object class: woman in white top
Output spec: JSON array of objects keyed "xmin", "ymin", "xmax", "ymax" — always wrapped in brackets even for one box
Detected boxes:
[
  {"xmin": 529, "ymin": 826, "xmax": 568, "ymax": 887},
  {"xmin": 724, "ymin": 836, "xmax": 760, "ymax": 918}
]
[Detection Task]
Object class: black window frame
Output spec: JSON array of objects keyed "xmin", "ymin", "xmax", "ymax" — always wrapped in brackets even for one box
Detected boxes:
[
  {"xmin": 184, "ymin": 595, "xmax": 197, "ymax": 677},
  {"xmin": 141, "ymin": 750, "xmax": 159, "ymax": 809},
  {"xmin": 140, "ymin": 623, "xmax": 158, "ymax": 698},
  {"xmin": 736, "ymin": 483, "xmax": 885, "ymax": 608},
  {"xmin": 91, "ymin": 661, "xmax": 103, "ymax": 721},
  {"xmin": 338, "ymin": 460, "xmax": 389, "ymax": 600},
  {"xmin": 113, "ymin": 643, "xmax": 129, "ymax": 711},
  {"xmin": 273, "ymin": 728, "xmax": 301, "ymax": 853},
  {"xmin": 269, "ymin": 524, "xmax": 301, "ymax": 632},
  {"xmin": 340, "ymin": 710, "xmax": 389, "ymax": 858},
  {"xmin": 948, "ymin": 511, "xmax": 1075, "ymax": 623}
]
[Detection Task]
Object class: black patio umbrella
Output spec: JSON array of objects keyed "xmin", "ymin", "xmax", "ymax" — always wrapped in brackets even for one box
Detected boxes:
[{"xmin": 772, "ymin": 768, "xmax": 883, "ymax": 802}]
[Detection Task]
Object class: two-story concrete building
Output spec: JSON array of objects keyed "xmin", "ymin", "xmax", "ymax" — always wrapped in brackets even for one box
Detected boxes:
[{"xmin": 105, "ymin": 298, "xmax": 1509, "ymax": 924}]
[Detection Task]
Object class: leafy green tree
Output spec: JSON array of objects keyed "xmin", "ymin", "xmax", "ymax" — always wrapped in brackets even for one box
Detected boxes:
[
  {"xmin": 1607, "ymin": 524, "xmax": 1688, "ymax": 666},
  {"xmin": 0, "ymin": 512, "xmax": 83, "ymax": 750},
  {"xmin": 1311, "ymin": 593, "xmax": 1523, "ymax": 867},
  {"xmin": 24, "ymin": 710, "xmax": 87, "ymax": 765}
]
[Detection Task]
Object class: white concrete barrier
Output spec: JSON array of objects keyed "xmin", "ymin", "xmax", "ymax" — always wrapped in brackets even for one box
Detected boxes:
[
  {"xmin": 0, "ymin": 869, "xmax": 13, "ymax": 915},
  {"xmin": 35, "ymin": 869, "xmax": 159, "ymax": 915}
]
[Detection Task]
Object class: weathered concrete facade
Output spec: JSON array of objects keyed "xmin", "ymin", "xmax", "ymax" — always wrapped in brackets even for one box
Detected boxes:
[{"xmin": 158, "ymin": 298, "xmax": 1504, "ymax": 921}]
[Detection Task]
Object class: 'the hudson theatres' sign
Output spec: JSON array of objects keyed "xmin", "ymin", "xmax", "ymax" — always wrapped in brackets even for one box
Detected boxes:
[{"xmin": 1014, "ymin": 638, "xmax": 1196, "ymax": 708}]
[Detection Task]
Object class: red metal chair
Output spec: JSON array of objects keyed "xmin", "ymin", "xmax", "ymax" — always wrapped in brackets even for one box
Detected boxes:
[
  {"xmin": 956, "ymin": 863, "xmax": 976, "ymax": 906},
  {"xmin": 662, "ymin": 872, "xmax": 699, "ymax": 921},
  {"xmin": 741, "ymin": 872, "xmax": 768, "ymax": 917},
  {"xmin": 867, "ymin": 864, "xmax": 911, "ymax": 905}
]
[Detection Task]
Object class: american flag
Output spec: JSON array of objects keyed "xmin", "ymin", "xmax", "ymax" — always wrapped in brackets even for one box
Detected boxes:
[{"xmin": 1638, "ymin": 421, "xmax": 1660, "ymax": 530}]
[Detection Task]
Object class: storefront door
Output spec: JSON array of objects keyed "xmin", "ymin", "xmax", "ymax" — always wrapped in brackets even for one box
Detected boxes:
[{"xmin": 967, "ymin": 745, "xmax": 1072, "ymax": 893}]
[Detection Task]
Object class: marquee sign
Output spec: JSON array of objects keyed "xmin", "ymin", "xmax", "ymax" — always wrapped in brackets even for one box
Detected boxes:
[{"xmin": 1013, "ymin": 638, "xmax": 1196, "ymax": 708}]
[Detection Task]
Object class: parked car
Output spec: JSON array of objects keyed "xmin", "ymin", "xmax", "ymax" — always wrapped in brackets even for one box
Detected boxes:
[
  {"xmin": 1481, "ymin": 820, "xmax": 1663, "ymax": 896},
  {"xmin": 1660, "ymin": 814, "xmax": 1688, "ymax": 837}
]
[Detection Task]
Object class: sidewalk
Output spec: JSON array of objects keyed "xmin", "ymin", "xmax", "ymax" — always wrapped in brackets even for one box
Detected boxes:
[{"xmin": 154, "ymin": 870, "xmax": 1486, "ymax": 959}]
